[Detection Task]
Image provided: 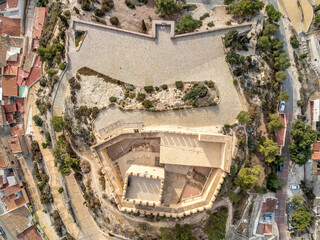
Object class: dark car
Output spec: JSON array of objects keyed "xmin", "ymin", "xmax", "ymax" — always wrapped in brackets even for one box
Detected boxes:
[
  {"xmin": 278, "ymin": 164, "xmax": 283, "ymax": 172},
  {"xmin": 0, "ymin": 227, "xmax": 5, "ymax": 235}
]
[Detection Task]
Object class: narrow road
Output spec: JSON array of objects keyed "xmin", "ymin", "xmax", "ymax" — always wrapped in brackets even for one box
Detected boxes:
[{"xmin": 267, "ymin": 1, "xmax": 296, "ymax": 239}]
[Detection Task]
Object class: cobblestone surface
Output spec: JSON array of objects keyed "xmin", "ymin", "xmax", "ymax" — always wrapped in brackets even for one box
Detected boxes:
[{"xmin": 55, "ymin": 21, "xmax": 247, "ymax": 130}]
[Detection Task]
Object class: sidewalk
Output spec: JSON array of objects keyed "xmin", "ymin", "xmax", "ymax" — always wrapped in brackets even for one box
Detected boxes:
[{"xmin": 31, "ymin": 83, "xmax": 81, "ymax": 239}]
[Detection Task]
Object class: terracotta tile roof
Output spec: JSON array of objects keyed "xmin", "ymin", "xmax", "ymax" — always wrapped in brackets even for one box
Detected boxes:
[
  {"xmin": 313, "ymin": 142, "xmax": 320, "ymax": 151},
  {"xmin": 313, "ymin": 152, "xmax": 320, "ymax": 160},
  {"xmin": 0, "ymin": 206, "xmax": 31, "ymax": 236},
  {"xmin": 4, "ymin": 64, "xmax": 18, "ymax": 75},
  {"xmin": 0, "ymin": 50, "xmax": 6, "ymax": 68},
  {"xmin": 17, "ymin": 225, "xmax": 42, "ymax": 240},
  {"xmin": 7, "ymin": 136, "xmax": 22, "ymax": 153},
  {"xmin": 26, "ymin": 67, "xmax": 41, "ymax": 86},
  {"xmin": 7, "ymin": 0, "xmax": 18, "ymax": 8},
  {"xmin": 0, "ymin": 156, "xmax": 5, "ymax": 168},
  {"xmin": 2, "ymin": 75, "xmax": 18, "ymax": 96},
  {"xmin": 0, "ymin": 16, "xmax": 21, "ymax": 37},
  {"xmin": 32, "ymin": 7, "xmax": 46, "ymax": 39},
  {"xmin": 16, "ymin": 98, "xmax": 24, "ymax": 114},
  {"xmin": 5, "ymin": 112, "xmax": 14, "ymax": 122},
  {"xmin": 17, "ymin": 68, "xmax": 29, "ymax": 86},
  {"xmin": 3, "ymin": 103, "xmax": 17, "ymax": 113},
  {"xmin": 11, "ymin": 125, "xmax": 23, "ymax": 136},
  {"xmin": 262, "ymin": 198, "xmax": 278, "ymax": 213},
  {"xmin": 4, "ymin": 183, "xmax": 21, "ymax": 195},
  {"xmin": 263, "ymin": 224, "xmax": 272, "ymax": 235}
]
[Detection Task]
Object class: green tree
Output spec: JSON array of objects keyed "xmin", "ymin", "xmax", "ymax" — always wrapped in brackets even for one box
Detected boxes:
[
  {"xmin": 204, "ymin": 208, "xmax": 228, "ymax": 240},
  {"xmin": 229, "ymin": 0, "xmax": 264, "ymax": 16},
  {"xmin": 280, "ymin": 91, "xmax": 290, "ymax": 102},
  {"xmin": 225, "ymin": 51, "xmax": 245, "ymax": 65},
  {"xmin": 292, "ymin": 195, "xmax": 305, "ymax": 206},
  {"xmin": 160, "ymin": 224, "xmax": 196, "ymax": 240},
  {"xmin": 257, "ymin": 36, "xmax": 271, "ymax": 51},
  {"xmin": 267, "ymin": 113, "xmax": 284, "ymax": 133},
  {"xmin": 263, "ymin": 22, "xmax": 279, "ymax": 36},
  {"xmin": 33, "ymin": 115, "xmax": 43, "ymax": 127},
  {"xmin": 266, "ymin": 4, "xmax": 281, "ymax": 22},
  {"xmin": 258, "ymin": 138, "xmax": 280, "ymax": 163},
  {"xmin": 275, "ymin": 71, "xmax": 287, "ymax": 82},
  {"xmin": 272, "ymin": 39, "xmax": 284, "ymax": 50},
  {"xmin": 175, "ymin": 15, "xmax": 202, "ymax": 34},
  {"xmin": 289, "ymin": 120, "xmax": 318, "ymax": 166},
  {"xmin": 236, "ymin": 111, "xmax": 251, "ymax": 125},
  {"xmin": 235, "ymin": 165, "xmax": 262, "ymax": 190},
  {"xmin": 275, "ymin": 53, "xmax": 291, "ymax": 70},
  {"xmin": 224, "ymin": 29, "xmax": 238, "ymax": 48},
  {"xmin": 290, "ymin": 206, "xmax": 312, "ymax": 231},
  {"xmin": 51, "ymin": 116, "xmax": 67, "ymax": 132},
  {"xmin": 314, "ymin": 15, "xmax": 320, "ymax": 26},
  {"xmin": 266, "ymin": 171, "xmax": 284, "ymax": 192},
  {"xmin": 155, "ymin": 0, "xmax": 181, "ymax": 15},
  {"xmin": 141, "ymin": 19, "xmax": 147, "ymax": 33}
]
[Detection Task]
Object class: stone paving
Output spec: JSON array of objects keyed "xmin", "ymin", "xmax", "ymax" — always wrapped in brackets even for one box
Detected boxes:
[{"xmin": 56, "ymin": 21, "xmax": 251, "ymax": 131}]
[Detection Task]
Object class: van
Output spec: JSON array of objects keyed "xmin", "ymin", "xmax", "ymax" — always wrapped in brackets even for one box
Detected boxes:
[{"xmin": 279, "ymin": 101, "xmax": 286, "ymax": 112}]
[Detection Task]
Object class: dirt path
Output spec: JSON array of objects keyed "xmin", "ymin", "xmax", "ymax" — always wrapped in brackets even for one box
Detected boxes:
[{"xmin": 31, "ymin": 83, "xmax": 81, "ymax": 239}]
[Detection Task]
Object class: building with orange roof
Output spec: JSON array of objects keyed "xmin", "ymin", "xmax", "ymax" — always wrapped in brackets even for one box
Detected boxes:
[
  {"xmin": 262, "ymin": 198, "xmax": 278, "ymax": 213},
  {"xmin": 263, "ymin": 224, "xmax": 272, "ymax": 235},
  {"xmin": 1, "ymin": 181, "xmax": 30, "ymax": 212},
  {"xmin": 3, "ymin": 64, "xmax": 18, "ymax": 75},
  {"xmin": 7, "ymin": 136, "xmax": 22, "ymax": 154},
  {"xmin": 17, "ymin": 225, "xmax": 43, "ymax": 240},
  {"xmin": 0, "ymin": 16, "xmax": 21, "ymax": 36},
  {"xmin": 0, "ymin": 0, "xmax": 24, "ymax": 19},
  {"xmin": 26, "ymin": 56, "xmax": 41, "ymax": 86},
  {"xmin": 2, "ymin": 75, "xmax": 18, "ymax": 96},
  {"xmin": 10, "ymin": 125, "xmax": 23, "ymax": 136},
  {"xmin": 32, "ymin": 7, "xmax": 46, "ymax": 45}
]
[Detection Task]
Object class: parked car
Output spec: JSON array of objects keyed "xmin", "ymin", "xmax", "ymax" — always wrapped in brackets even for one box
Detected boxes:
[
  {"xmin": 290, "ymin": 184, "xmax": 300, "ymax": 190},
  {"xmin": 279, "ymin": 101, "xmax": 286, "ymax": 112},
  {"xmin": 276, "ymin": 202, "xmax": 279, "ymax": 210},
  {"xmin": 264, "ymin": 215, "xmax": 273, "ymax": 221},
  {"xmin": 278, "ymin": 164, "xmax": 283, "ymax": 172},
  {"xmin": 0, "ymin": 227, "xmax": 5, "ymax": 235}
]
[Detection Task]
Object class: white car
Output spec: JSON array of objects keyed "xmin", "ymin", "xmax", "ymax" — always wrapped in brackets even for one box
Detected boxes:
[
  {"xmin": 290, "ymin": 184, "xmax": 300, "ymax": 190},
  {"xmin": 279, "ymin": 101, "xmax": 286, "ymax": 112}
]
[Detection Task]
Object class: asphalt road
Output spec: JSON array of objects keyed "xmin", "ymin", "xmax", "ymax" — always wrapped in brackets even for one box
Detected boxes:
[
  {"xmin": 0, "ymin": 218, "xmax": 18, "ymax": 240},
  {"xmin": 267, "ymin": 0, "xmax": 295, "ymax": 239}
]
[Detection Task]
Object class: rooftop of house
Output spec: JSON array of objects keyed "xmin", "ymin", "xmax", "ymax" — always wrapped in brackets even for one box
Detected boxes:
[
  {"xmin": 2, "ymin": 182, "xmax": 29, "ymax": 211},
  {"xmin": 262, "ymin": 198, "xmax": 278, "ymax": 213},
  {"xmin": 7, "ymin": 136, "xmax": 21, "ymax": 153},
  {"xmin": 16, "ymin": 98, "xmax": 24, "ymax": 114},
  {"xmin": 0, "ymin": 139, "xmax": 15, "ymax": 168},
  {"xmin": 3, "ymin": 103, "xmax": 17, "ymax": 113},
  {"xmin": 26, "ymin": 56, "xmax": 41, "ymax": 86},
  {"xmin": 4, "ymin": 64, "xmax": 18, "ymax": 75},
  {"xmin": 263, "ymin": 223, "xmax": 272, "ymax": 235},
  {"xmin": 0, "ymin": 106, "xmax": 5, "ymax": 126},
  {"xmin": 0, "ymin": 36, "xmax": 23, "ymax": 52},
  {"xmin": 0, "ymin": 16, "xmax": 21, "ymax": 37},
  {"xmin": 0, "ymin": 0, "xmax": 19, "ymax": 11},
  {"xmin": 2, "ymin": 75, "xmax": 18, "ymax": 97},
  {"xmin": 17, "ymin": 225, "xmax": 42, "ymax": 240},
  {"xmin": 32, "ymin": 7, "xmax": 46, "ymax": 39},
  {"xmin": 0, "ymin": 50, "xmax": 6, "ymax": 68},
  {"xmin": 0, "ymin": 205, "xmax": 31, "ymax": 235},
  {"xmin": 10, "ymin": 125, "xmax": 23, "ymax": 136},
  {"xmin": 313, "ymin": 152, "xmax": 320, "ymax": 160},
  {"xmin": 313, "ymin": 142, "xmax": 320, "ymax": 152}
]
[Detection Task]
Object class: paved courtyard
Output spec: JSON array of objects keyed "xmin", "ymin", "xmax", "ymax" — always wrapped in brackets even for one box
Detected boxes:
[{"xmin": 54, "ymin": 20, "xmax": 250, "ymax": 128}]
